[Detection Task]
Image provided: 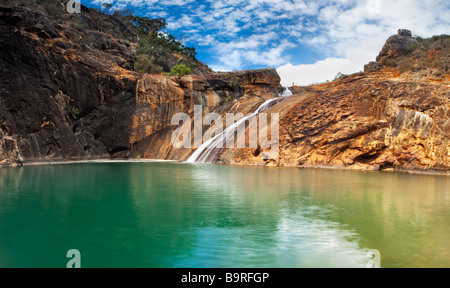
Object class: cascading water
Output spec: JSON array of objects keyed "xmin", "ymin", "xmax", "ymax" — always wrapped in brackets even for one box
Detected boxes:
[
  {"xmin": 279, "ymin": 87, "xmax": 293, "ymax": 97},
  {"xmin": 186, "ymin": 87, "xmax": 293, "ymax": 163}
]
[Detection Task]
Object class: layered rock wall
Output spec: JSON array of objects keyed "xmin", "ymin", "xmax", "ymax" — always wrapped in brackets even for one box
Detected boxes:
[
  {"xmin": 221, "ymin": 71, "xmax": 450, "ymax": 173},
  {"xmin": 1, "ymin": 6, "xmax": 448, "ymax": 174},
  {"xmin": 0, "ymin": 4, "xmax": 282, "ymax": 165}
]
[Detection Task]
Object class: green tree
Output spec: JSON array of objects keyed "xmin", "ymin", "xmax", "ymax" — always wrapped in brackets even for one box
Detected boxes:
[
  {"xmin": 93, "ymin": 6, "xmax": 207, "ymax": 75},
  {"xmin": 170, "ymin": 64, "xmax": 191, "ymax": 76},
  {"xmin": 183, "ymin": 47, "xmax": 197, "ymax": 58},
  {"xmin": 134, "ymin": 17, "xmax": 167, "ymax": 35},
  {"xmin": 101, "ymin": 3, "xmax": 113, "ymax": 14},
  {"xmin": 136, "ymin": 34, "xmax": 179, "ymax": 64},
  {"xmin": 134, "ymin": 55, "xmax": 163, "ymax": 74},
  {"xmin": 225, "ymin": 74, "xmax": 243, "ymax": 89}
]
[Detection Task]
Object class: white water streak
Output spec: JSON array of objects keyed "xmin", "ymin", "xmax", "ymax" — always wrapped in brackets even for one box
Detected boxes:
[{"xmin": 186, "ymin": 88, "xmax": 292, "ymax": 163}]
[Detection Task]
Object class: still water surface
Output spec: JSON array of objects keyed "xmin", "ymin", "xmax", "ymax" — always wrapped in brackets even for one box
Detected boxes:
[{"xmin": 0, "ymin": 162, "xmax": 449, "ymax": 268}]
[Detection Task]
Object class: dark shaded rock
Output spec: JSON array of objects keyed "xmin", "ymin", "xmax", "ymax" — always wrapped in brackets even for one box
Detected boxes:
[
  {"xmin": 55, "ymin": 41, "xmax": 70, "ymax": 49},
  {"xmin": 221, "ymin": 68, "xmax": 281, "ymax": 86},
  {"xmin": 364, "ymin": 61, "xmax": 383, "ymax": 73},
  {"xmin": 0, "ymin": 4, "xmax": 283, "ymax": 166},
  {"xmin": 0, "ymin": 5, "xmax": 138, "ymax": 165},
  {"xmin": 398, "ymin": 29, "xmax": 412, "ymax": 37}
]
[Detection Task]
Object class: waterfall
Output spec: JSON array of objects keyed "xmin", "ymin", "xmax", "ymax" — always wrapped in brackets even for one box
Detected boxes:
[
  {"xmin": 186, "ymin": 98, "xmax": 279, "ymax": 163},
  {"xmin": 186, "ymin": 87, "xmax": 292, "ymax": 164},
  {"xmin": 279, "ymin": 87, "xmax": 293, "ymax": 97}
]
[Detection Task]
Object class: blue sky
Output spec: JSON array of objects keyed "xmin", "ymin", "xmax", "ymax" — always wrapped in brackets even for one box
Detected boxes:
[{"xmin": 84, "ymin": 0, "xmax": 450, "ymax": 86}]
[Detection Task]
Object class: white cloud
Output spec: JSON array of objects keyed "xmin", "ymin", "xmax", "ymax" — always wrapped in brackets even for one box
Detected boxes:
[
  {"xmin": 88, "ymin": 0, "xmax": 450, "ymax": 85},
  {"xmin": 277, "ymin": 58, "xmax": 361, "ymax": 86},
  {"xmin": 278, "ymin": 0, "xmax": 450, "ymax": 86},
  {"xmin": 210, "ymin": 33, "xmax": 294, "ymax": 70}
]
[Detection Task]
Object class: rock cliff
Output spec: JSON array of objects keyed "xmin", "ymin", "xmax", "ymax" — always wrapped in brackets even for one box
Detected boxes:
[
  {"xmin": 128, "ymin": 69, "xmax": 282, "ymax": 161},
  {"xmin": 0, "ymin": 3, "xmax": 448, "ymax": 174},
  {"xmin": 223, "ymin": 70, "xmax": 449, "ymax": 174},
  {"xmin": 0, "ymin": 2, "xmax": 281, "ymax": 166},
  {"xmin": 0, "ymin": 3, "xmax": 137, "ymax": 165},
  {"xmin": 215, "ymin": 30, "xmax": 450, "ymax": 174}
]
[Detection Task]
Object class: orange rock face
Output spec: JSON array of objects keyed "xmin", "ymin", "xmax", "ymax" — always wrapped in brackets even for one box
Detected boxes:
[
  {"xmin": 221, "ymin": 71, "xmax": 450, "ymax": 174},
  {"xmin": 0, "ymin": 3, "xmax": 448, "ymax": 175},
  {"xmin": 128, "ymin": 69, "xmax": 282, "ymax": 161},
  {"xmin": 0, "ymin": 2, "xmax": 282, "ymax": 166},
  {"xmin": 130, "ymin": 76, "xmax": 186, "ymax": 145},
  {"xmin": 127, "ymin": 67, "xmax": 450, "ymax": 174}
]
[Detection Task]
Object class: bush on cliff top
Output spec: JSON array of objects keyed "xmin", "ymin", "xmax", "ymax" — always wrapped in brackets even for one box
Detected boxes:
[
  {"xmin": 98, "ymin": 3, "xmax": 203, "ymax": 75},
  {"xmin": 169, "ymin": 64, "xmax": 191, "ymax": 76},
  {"xmin": 18, "ymin": 0, "xmax": 208, "ymax": 75},
  {"xmin": 382, "ymin": 34, "xmax": 450, "ymax": 75},
  {"xmin": 134, "ymin": 33, "xmax": 197, "ymax": 74},
  {"xmin": 134, "ymin": 55, "xmax": 163, "ymax": 75}
]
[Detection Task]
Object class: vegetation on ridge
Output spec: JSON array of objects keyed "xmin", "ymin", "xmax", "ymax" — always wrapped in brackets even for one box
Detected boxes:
[
  {"xmin": 97, "ymin": 3, "xmax": 208, "ymax": 75},
  {"xmin": 13, "ymin": 0, "xmax": 210, "ymax": 75},
  {"xmin": 382, "ymin": 34, "xmax": 450, "ymax": 76}
]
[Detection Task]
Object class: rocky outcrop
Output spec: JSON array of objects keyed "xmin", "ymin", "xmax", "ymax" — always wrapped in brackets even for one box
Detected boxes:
[
  {"xmin": 0, "ymin": 3, "xmax": 282, "ymax": 166},
  {"xmin": 364, "ymin": 61, "xmax": 383, "ymax": 73},
  {"xmin": 376, "ymin": 29, "xmax": 418, "ymax": 63},
  {"xmin": 129, "ymin": 69, "xmax": 282, "ymax": 160},
  {"xmin": 193, "ymin": 30, "xmax": 450, "ymax": 174},
  {"xmin": 280, "ymin": 72, "xmax": 449, "ymax": 173},
  {"xmin": 219, "ymin": 70, "xmax": 450, "ymax": 173},
  {"xmin": 0, "ymin": 4, "xmax": 139, "ymax": 165},
  {"xmin": 398, "ymin": 29, "xmax": 413, "ymax": 37},
  {"xmin": 1, "ymin": 7, "xmax": 448, "ymax": 175},
  {"xmin": 223, "ymin": 69, "xmax": 281, "ymax": 86}
]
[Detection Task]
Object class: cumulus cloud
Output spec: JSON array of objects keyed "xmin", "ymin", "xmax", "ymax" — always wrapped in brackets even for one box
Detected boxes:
[
  {"xmin": 278, "ymin": 59, "xmax": 361, "ymax": 86},
  {"xmin": 278, "ymin": 0, "xmax": 450, "ymax": 86},
  {"xmin": 86, "ymin": 0, "xmax": 450, "ymax": 85}
]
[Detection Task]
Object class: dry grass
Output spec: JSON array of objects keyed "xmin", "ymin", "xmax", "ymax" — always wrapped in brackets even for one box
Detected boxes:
[{"xmin": 383, "ymin": 35, "xmax": 450, "ymax": 77}]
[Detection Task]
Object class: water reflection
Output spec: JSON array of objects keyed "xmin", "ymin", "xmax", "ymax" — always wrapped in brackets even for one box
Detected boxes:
[
  {"xmin": 275, "ymin": 204, "xmax": 367, "ymax": 268},
  {"xmin": 0, "ymin": 163, "xmax": 449, "ymax": 267},
  {"xmin": 174, "ymin": 203, "xmax": 369, "ymax": 268}
]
